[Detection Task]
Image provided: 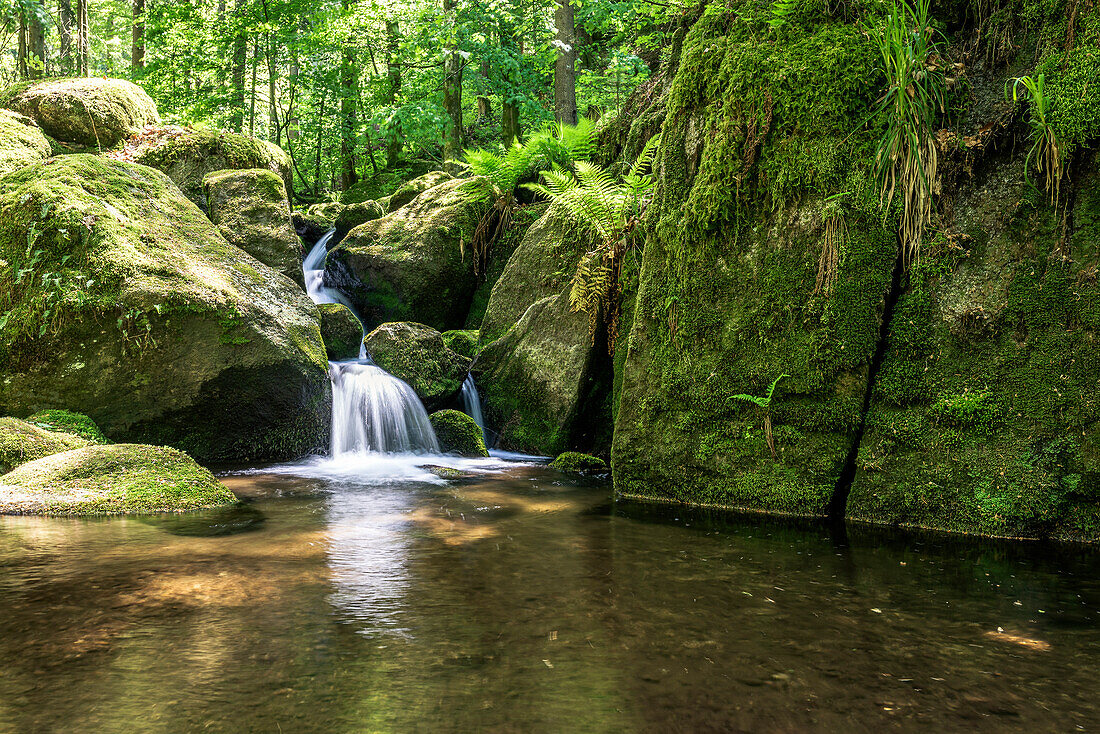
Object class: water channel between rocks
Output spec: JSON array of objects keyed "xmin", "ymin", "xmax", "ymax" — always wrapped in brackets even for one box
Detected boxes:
[{"xmin": 1, "ymin": 460, "xmax": 1099, "ymax": 733}]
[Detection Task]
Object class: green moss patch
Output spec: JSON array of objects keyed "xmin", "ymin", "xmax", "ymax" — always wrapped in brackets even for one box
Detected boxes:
[
  {"xmin": 429, "ymin": 410, "xmax": 488, "ymax": 457},
  {"xmin": 0, "ymin": 110, "xmax": 50, "ymax": 177},
  {"xmin": 550, "ymin": 452, "xmax": 608, "ymax": 475},
  {"xmin": 363, "ymin": 322, "xmax": 470, "ymax": 410},
  {"xmin": 27, "ymin": 409, "xmax": 109, "ymax": 443},
  {"xmin": 0, "ymin": 416, "xmax": 89, "ymax": 474}
]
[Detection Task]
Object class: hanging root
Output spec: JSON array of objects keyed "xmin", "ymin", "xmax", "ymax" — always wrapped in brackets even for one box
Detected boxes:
[{"xmin": 814, "ymin": 214, "xmax": 846, "ymax": 296}]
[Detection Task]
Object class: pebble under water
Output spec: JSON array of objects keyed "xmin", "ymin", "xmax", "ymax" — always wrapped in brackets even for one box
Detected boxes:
[{"xmin": 1, "ymin": 460, "xmax": 1099, "ymax": 732}]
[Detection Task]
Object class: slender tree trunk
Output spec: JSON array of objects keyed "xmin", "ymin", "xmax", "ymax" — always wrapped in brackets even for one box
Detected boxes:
[
  {"xmin": 28, "ymin": 8, "xmax": 45, "ymax": 79},
  {"xmin": 230, "ymin": 0, "xmax": 248, "ymax": 132},
  {"xmin": 441, "ymin": 0, "xmax": 464, "ymax": 164},
  {"xmin": 339, "ymin": 0, "xmax": 358, "ymax": 190},
  {"xmin": 215, "ymin": 0, "xmax": 228, "ymax": 86},
  {"xmin": 314, "ymin": 90, "xmax": 325, "ymax": 196},
  {"xmin": 268, "ymin": 33, "xmax": 278, "ymax": 143},
  {"xmin": 17, "ymin": 13, "xmax": 27, "ymax": 79},
  {"xmin": 76, "ymin": 0, "xmax": 90, "ymax": 75},
  {"xmin": 384, "ymin": 17, "xmax": 402, "ymax": 168},
  {"xmin": 131, "ymin": 0, "xmax": 145, "ymax": 73},
  {"xmin": 552, "ymin": 0, "xmax": 577, "ymax": 125},
  {"xmin": 249, "ymin": 35, "xmax": 258, "ymax": 135},
  {"xmin": 58, "ymin": 0, "xmax": 74, "ymax": 74},
  {"xmin": 500, "ymin": 28, "xmax": 521, "ymax": 146}
]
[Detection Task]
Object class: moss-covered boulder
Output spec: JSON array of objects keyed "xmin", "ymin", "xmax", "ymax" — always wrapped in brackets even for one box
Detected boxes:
[
  {"xmin": 26, "ymin": 409, "xmax": 109, "ymax": 443},
  {"xmin": 428, "ymin": 410, "xmax": 488, "ymax": 457},
  {"xmin": 0, "ymin": 77, "xmax": 159, "ymax": 148},
  {"xmin": 0, "ymin": 110, "xmax": 50, "ymax": 177},
  {"xmin": 203, "ymin": 168, "xmax": 303, "ymax": 286},
  {"xmin": 326, "ymin": 176, "xmax": 495, "ymax": 331},
  {"xmin": 442, "ymin": 329, "xmax": 478, "ymax": 359},
  {"xmin": 550, "ymin": 451, "xmax": 608, "ymax": 475},
  {"xmin": 293, "ymin": 202, "xmax": 344, "ymax": 244},
  {"xmin": 362, "ymin": 322, "xmax": 471, "ymax": 410},
  {"xmin": 0, "ymin": 155, "xmax": 329, "ymax": 463},
  {"xmin": 0, "ymin": 417, "xmax": 90, "ymax": 474},
  {"xmin": 333, "ymin": 199, "xmax": 385, "ymax": 243},
  {"xmin": 318, "ymin": 303, "xmax": 363, "ymax": 361},
  {"xmin": 847, "ymin": 153, "xmax": 1100, "ymax": 543},
  {"xmin": 0, "ymin": 444, "xmax": 236, "ymax": 515},
  {"xmin": 129, "ymin": 125, "xmax": 292, "ymax": 209},
  {"xmin": 388, "ymin": 171, "xmax": 453, "ymax": 211}
]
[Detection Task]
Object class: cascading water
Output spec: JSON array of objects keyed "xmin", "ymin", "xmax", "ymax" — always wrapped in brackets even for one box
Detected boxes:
[
  {"xmin": 460, "ymin": 374, "xmax": 487, "ymax": 446},
  {"xmin": 304, "ymin": 229, "xmax": 438, "ymax": 455}
]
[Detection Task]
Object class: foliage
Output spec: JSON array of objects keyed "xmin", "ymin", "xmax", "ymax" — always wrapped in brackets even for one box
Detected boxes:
[
  {"xmin": 730, "ymin": 374, "xmax": 790, "ymax": 459},
  {"xmin": 871, "ymin": 0, "xmax": 945, "ymax": 267},
  {"xmin": 1006, "ymin": 74, "xmax": 1063, "ymax": 204}
]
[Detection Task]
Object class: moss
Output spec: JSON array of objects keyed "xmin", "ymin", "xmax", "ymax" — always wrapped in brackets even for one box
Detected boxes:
[
  {"xmin": 549, "ymin": 451, "xmax": 608, "ymax": 475},
  {"xmin": 0, "ymin": 110, "xmax": 51, "ymax": 177},
  {"xmin": 0, "ymin": 416, "xmax": 89, "ymax": 473},
  {"xmin": 388, "ymin": 171, "xmax": 453, "ymax": 211},
  {"xmin": 318, "ymin": 303, "xmax": 363, "ymax": 360},
  {"xmin": 26, "ymin": 409, "xmax": 109, "ymax": 443},
  {"xmin": 363, "ymin": 322, "xmax": 471, "ymax": 410},
  {"xmin": 428, "ymin": 410, "xmax": 488, "ymax": 457},
  {"xmin": 340, "ymin": 160, "xmax": 432, "ymax": 204},
  {"xmin": 0, "ymin": 77, "xmax": 159, "ymax": 148},
  {"xmin": 441, "ymin": 329, "xmax": 478, "ymax": 358},
  {"xmin": 333, "ymin": 199, "xmax": 385, "ymax": 242},
  {"xmin": 0, "ymin": 443, "xmax": 237, "ymax": 515}
]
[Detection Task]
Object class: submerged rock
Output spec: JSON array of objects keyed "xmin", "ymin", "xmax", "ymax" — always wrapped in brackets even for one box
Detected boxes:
[
  {"xmin": 0, "ymin": 155, "xmax": 329, "ymax": 463},
  {"xmin": 0, "ymin": 110, "xmax": 50, "ymax": 177},
  {"xmin": 318, "ymin": 303, "xmax": 363, "ymax": 361},
  {"xmin": 388, "ymin": 170, "xmax": 453, "ymax": 211},
  {"xmin": 333, "ymin": 199, "xmax": 385, "ymax": 243},
  {"xmin": 362, "ymin": 322, "xmax": 471, "ymax": 411},
  {"xmin": 428, "ymin": 410, "xmax": 488, "ymax": 458},
  {"xmin": 0, "ymin": 77, "xmax": 159, "ymax": 147},
  {"xmin": 204, "ymin": 168, "xmax": 303, "ymax": 286},
  {"xmin": 550, "ymin": 452, "xmax": 608, "ymax": 475},
  {"xmin": 0, "ymin": 444, "xmax": 236, "ymax": 515},
  {"xmin": 0, "ymin": 417, "xmax": 91, "ymax": 474},
  {"xmin": 129, "ymin": 125, "xmax": 292, "ymax": 210},
  {"xmin": 326, "ymin": 176, "xmax": 495, "ymax": 331}
]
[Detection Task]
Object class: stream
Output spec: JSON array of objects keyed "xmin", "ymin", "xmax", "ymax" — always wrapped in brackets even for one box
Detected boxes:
[{"xmin": 1, "ymin": 461, "xmax": 1099, "ymax": 732}]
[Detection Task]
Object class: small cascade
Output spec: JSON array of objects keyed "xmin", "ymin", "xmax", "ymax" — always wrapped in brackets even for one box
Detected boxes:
[
  {"xmin": 304, "ymin": 229, "xmax": 439, "ymax": 456},
  {"xmin": 460, "ymin": 374, "xmax": 487, "ymax": 445}
]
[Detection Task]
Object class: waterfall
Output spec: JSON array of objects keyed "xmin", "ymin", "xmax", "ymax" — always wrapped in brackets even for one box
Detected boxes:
[
  {"xmin": 460, "ymin": 374, "xmax": 487, "ymax": 446},
  {"xmin": 304, "ymin": 229, "xmax": 438, "ymax": 455}
]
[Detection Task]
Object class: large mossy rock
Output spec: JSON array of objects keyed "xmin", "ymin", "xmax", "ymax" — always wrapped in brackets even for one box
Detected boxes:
[
  {"xmin": 333, "ymin": 199, "xmax": 385, "ymax": 243},
  {"xmin": 0, "ymin": 444, "xmax": 236, "ymax": 515},
  {"xmin": 441, "ymin": 329, "xmax": 478, "ymax": 359},
  {"xmin": 326, "ymin": 176, "xmax": 495, "ymax": 331},
  {"xmin": 0, "ymin": 110, "xmax": 51, "ymax": 177},
  {"xmin": 847, "ymin": 154, "xmax": 1100, "ymax": 542},
  {"xmin": 550, "ymin": 451, "xmax": 608, "ymax": 475},
  {"xmin": 0, "ymin": 417, "xmax": 91, "ymax": 474},
  {"xmin": 0, "ymin": 77, "xmax": 159, "ymax": 148},
  {"xmin": 0, "ymin": 155, "xmax": 329, "ymax": 463},
  {"xmin": 428, "ymin": 410, "xmax": 488, "ymax": 457},
  {"xmin": 203, "ymin": 168, "xmax": 303, "ymax": 286},
  {"xmin": 388, "ymin": 171, "xmax": 453, "ymax": 211},
  {"xmin": 362, "ymin": 322, "xmax": 471, "ymax": 411},
  {"xmin": 25, "ymin": 409, "xmax": 109, "ymax": 443},
  {"xmin": 317, "ymin": 303, "xmax": 362, "ymax": 361},
  {"xmin": 293, "ymin": 202, "xmax": 344, "ymax": 244},
  {"xmin": 130, "ymin": 126, "xmax": 292, "ymax": 209}
]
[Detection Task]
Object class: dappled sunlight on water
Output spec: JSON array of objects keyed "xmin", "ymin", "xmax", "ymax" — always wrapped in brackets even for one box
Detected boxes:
[{"xmin": 1, "ymin": 462, "xmax": 1099, "ymax": 732}]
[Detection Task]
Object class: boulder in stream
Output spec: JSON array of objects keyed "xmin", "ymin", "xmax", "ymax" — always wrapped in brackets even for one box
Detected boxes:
[
  {"xmin": 362, "ymin": 322, "xmax": 471, "ymax": 411},
  {"xmin": 317, "ymin": 303, "xmax": 363, "ymax": 361},
  {"xmin": 0, "ymin": 155, "xmax": 329, "ymax": 463},
  {"xmin": 0, "ymin": 77, "xmax": 159, "ymax": 148},
  {"xmin": 0, "ymin": 417, "xmax": 92, "ymax": 474},
  {"xmin": 0, "ymin": 443, "xmax": 236, "ymax": 515},
  {"xmin": 428, "ymin": 410, "xmax": 488, "ymax": 458}
]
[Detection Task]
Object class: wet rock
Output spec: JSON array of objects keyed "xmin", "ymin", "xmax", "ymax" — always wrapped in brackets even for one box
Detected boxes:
[
  {"xmin": 318, "ymin": 303, "xmax": 363, "ymax": 361},
  {"xmin": 550, "ymin": 452, "xmax": 608, "ymax": 475},
  {"xmin": 362, "ymin": 322, "xmax": 471, "ymax": 411},
  {"xmin": 428, "ymin": 410, "xmax": 488, "ymax": 458}
]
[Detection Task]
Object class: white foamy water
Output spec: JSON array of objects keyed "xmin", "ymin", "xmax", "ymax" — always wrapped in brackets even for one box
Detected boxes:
[{"xmin": 328, "ymin": 361, "xmax": 440, "ymax": 456}]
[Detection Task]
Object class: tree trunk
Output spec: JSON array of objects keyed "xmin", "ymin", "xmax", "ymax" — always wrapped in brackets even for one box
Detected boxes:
[
  {"xmin": 268, "ymin": 33, "xmax": 278, "ymax": 143},
  {"xmin": 384, "ymin": 17, "xmax": 402, "ymax": 168},
  {"xmin": 76, "ymin": 0, "xmax": 89, "ymax": 75},
  {"xmin": 441, "ymin": 0, "xmax": 464, "ymax": 164},
  {"xmin": 500, "ymin": 22, "xmax": 521, "ymax": 146},
  {"xmin": 552, "ymin": 0, "xmax": 577, "ymax": 125},
  {"xmin": 17, "ymin": 13, "xmax": 27, "ymax": 79},
  {"xmin": 230, "ymin": 0, "xmax": 248, "ymax": 132},
  {"xmin": 339, "ymin": 0, "xmax": 358, "ymax": 190},
  {"xmin": 132, "ymin": 0, "xmax": 145, "ymax": 73},
  {"xmin": 58, "ymin": 0, "xmax": 74, "ymax": 74},
  {"xmin": 249, "ymin": 35, "xmax": 258, "ymax": 135}
]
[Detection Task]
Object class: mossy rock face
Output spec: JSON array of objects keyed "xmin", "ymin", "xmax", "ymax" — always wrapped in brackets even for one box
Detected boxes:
[
  {"xmin": 550, "ymin": 451, "xmax": 608, "ymax": 475},
  {"xmin": 847, "ymin": 154, "xmax": 1100, "ymax": 543},
  {"xmin": 0, "ymin": 417, "xmax": 90, "ymax": 474},
  {"xmin": 428, "ymin": 410, "xmax": 488, "ymax": 457},
  {"xmin": 362, "ymin": 322, "xmax": 471, "ymax": 411},
  {"xmin": 26, "ymin": 409, "xmax": 109, "ymax": 443},
  {"xmin": 441, "ymin": 329, "xmax": 478, "ymax": 359},
  {"xmin": 0, "ymin": 110, "xmax": 50, "ymax": 177},
  {"xmin": 475, "ymin": 292, "xmax": 597, "ymax": 456},
  {"xmin": 293, "ymin": 202, "xmax": 344, "ymax": 245},
  {"xmin": 318, "ymin": 303, "xmax": 363, "ymax": 361},
  {"xmin": 0, "ymin": 443, "xmax": 236, "ymax": 515},
  {"xmin": 130, "ymin": 125, "xmax": 292, "ymax": 210},
  {"xmin": 0, "ymin": 77, "xmax": 159, "ymax": 148},
  {"xmin": 333, "ymin": 199, "xmax": 385, "ymax": 243},
  {"xmin": 479, "ymin": 204, "xmax": 589, "ymax": 345},
  {"xmin": 388, "ymin": 171, "xmax": 453, "ymax": 211},
  {"xmin": 0, "ymin": 155, "xmax": 329, "ymax": 463},
  {"xmin": 204, "ymin": 168, "xmax": 304, "ymax": 287},
  {"xmin": 326, "ymin": 176, "xmax": 495, "ymax": 331}
]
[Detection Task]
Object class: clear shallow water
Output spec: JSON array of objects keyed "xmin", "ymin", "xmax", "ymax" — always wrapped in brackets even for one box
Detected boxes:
[{"xmin": 1, "ymin": 462, "xmax": 1099, "ymax": 732}]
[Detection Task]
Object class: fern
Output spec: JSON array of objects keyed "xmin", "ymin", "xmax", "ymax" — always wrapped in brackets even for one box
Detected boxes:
[{"xmin": 730, "ymin": 374, "xmax": 790, "ymax": 459}]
